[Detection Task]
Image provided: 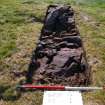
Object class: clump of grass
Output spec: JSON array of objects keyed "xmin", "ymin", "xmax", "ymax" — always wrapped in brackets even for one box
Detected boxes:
[
  {"xmin": 0, "ymin": 81, "xmax": 21, "ymax": 101},
  {"xmin": 0, "ymin": 84, "xmax": 10, "ymax": 94},
  {"xmin": 2, "ymin": 87, "xmax": 21, "ymax": 101},
  {"xmin": 0, "ymin": 24, "xmax": 17, "ymax": 59}
]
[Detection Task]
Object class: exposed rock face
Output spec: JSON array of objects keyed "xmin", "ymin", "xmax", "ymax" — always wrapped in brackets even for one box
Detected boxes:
[{"xmin": 26, "ymin": 5, "xmax": 91, "ymax": 86}]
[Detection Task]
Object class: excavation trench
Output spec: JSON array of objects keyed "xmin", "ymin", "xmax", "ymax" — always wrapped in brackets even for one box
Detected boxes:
[{"xmin": 26, "ymin": 5, "xmax": 91, "ymax": 86}]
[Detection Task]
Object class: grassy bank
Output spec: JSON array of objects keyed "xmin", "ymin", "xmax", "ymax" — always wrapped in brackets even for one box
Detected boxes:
[{"xmin": 0, "ymin": 0, "xmax": 105, "ymax": 105}]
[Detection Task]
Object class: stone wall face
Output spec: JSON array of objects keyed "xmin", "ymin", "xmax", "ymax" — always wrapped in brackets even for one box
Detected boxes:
[{"xmin": 26, "ymin": 5, "xmax": 91, "ymax": 86}]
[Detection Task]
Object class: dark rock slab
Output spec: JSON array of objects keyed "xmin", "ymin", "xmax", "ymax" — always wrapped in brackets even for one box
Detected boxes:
[{"xmin": 26, "ymin": 5, "xmax": 91, "ymax": 86}]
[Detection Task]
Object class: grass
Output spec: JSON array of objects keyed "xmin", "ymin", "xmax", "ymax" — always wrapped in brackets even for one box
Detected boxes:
[
  {"xmin": 75, "ymin": 3, "xmax": 105, "ymax": 104},
  {"xmin": 0, "ymin": 0, "xmax": 105, "ymax": 105}
]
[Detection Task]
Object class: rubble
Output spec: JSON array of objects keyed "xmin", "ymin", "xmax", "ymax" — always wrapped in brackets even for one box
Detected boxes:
[{"xmin": 26, "ymin": 5, "xmax": 91, "ymax": 86}]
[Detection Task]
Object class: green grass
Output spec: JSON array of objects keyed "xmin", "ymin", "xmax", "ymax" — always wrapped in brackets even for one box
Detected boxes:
[
  {"xmin": 0, "ymin": 24, "xmax": 17, "ymax": 59},
  {"xmin": 0, "ymin": 0, "xmax": 46, "ymax": 59},
  {"xmin": 75, "ymin": 3, "xmax": 105, "ymax": 104},
  {"xmin": 0, "ymin": 0, "xmax": 105, "ymax": 105}
]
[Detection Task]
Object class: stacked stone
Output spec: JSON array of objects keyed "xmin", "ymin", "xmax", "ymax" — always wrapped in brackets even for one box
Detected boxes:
[{"xmin": 26, "ymin": 5, "xmax": 91, "ymax": 86}]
